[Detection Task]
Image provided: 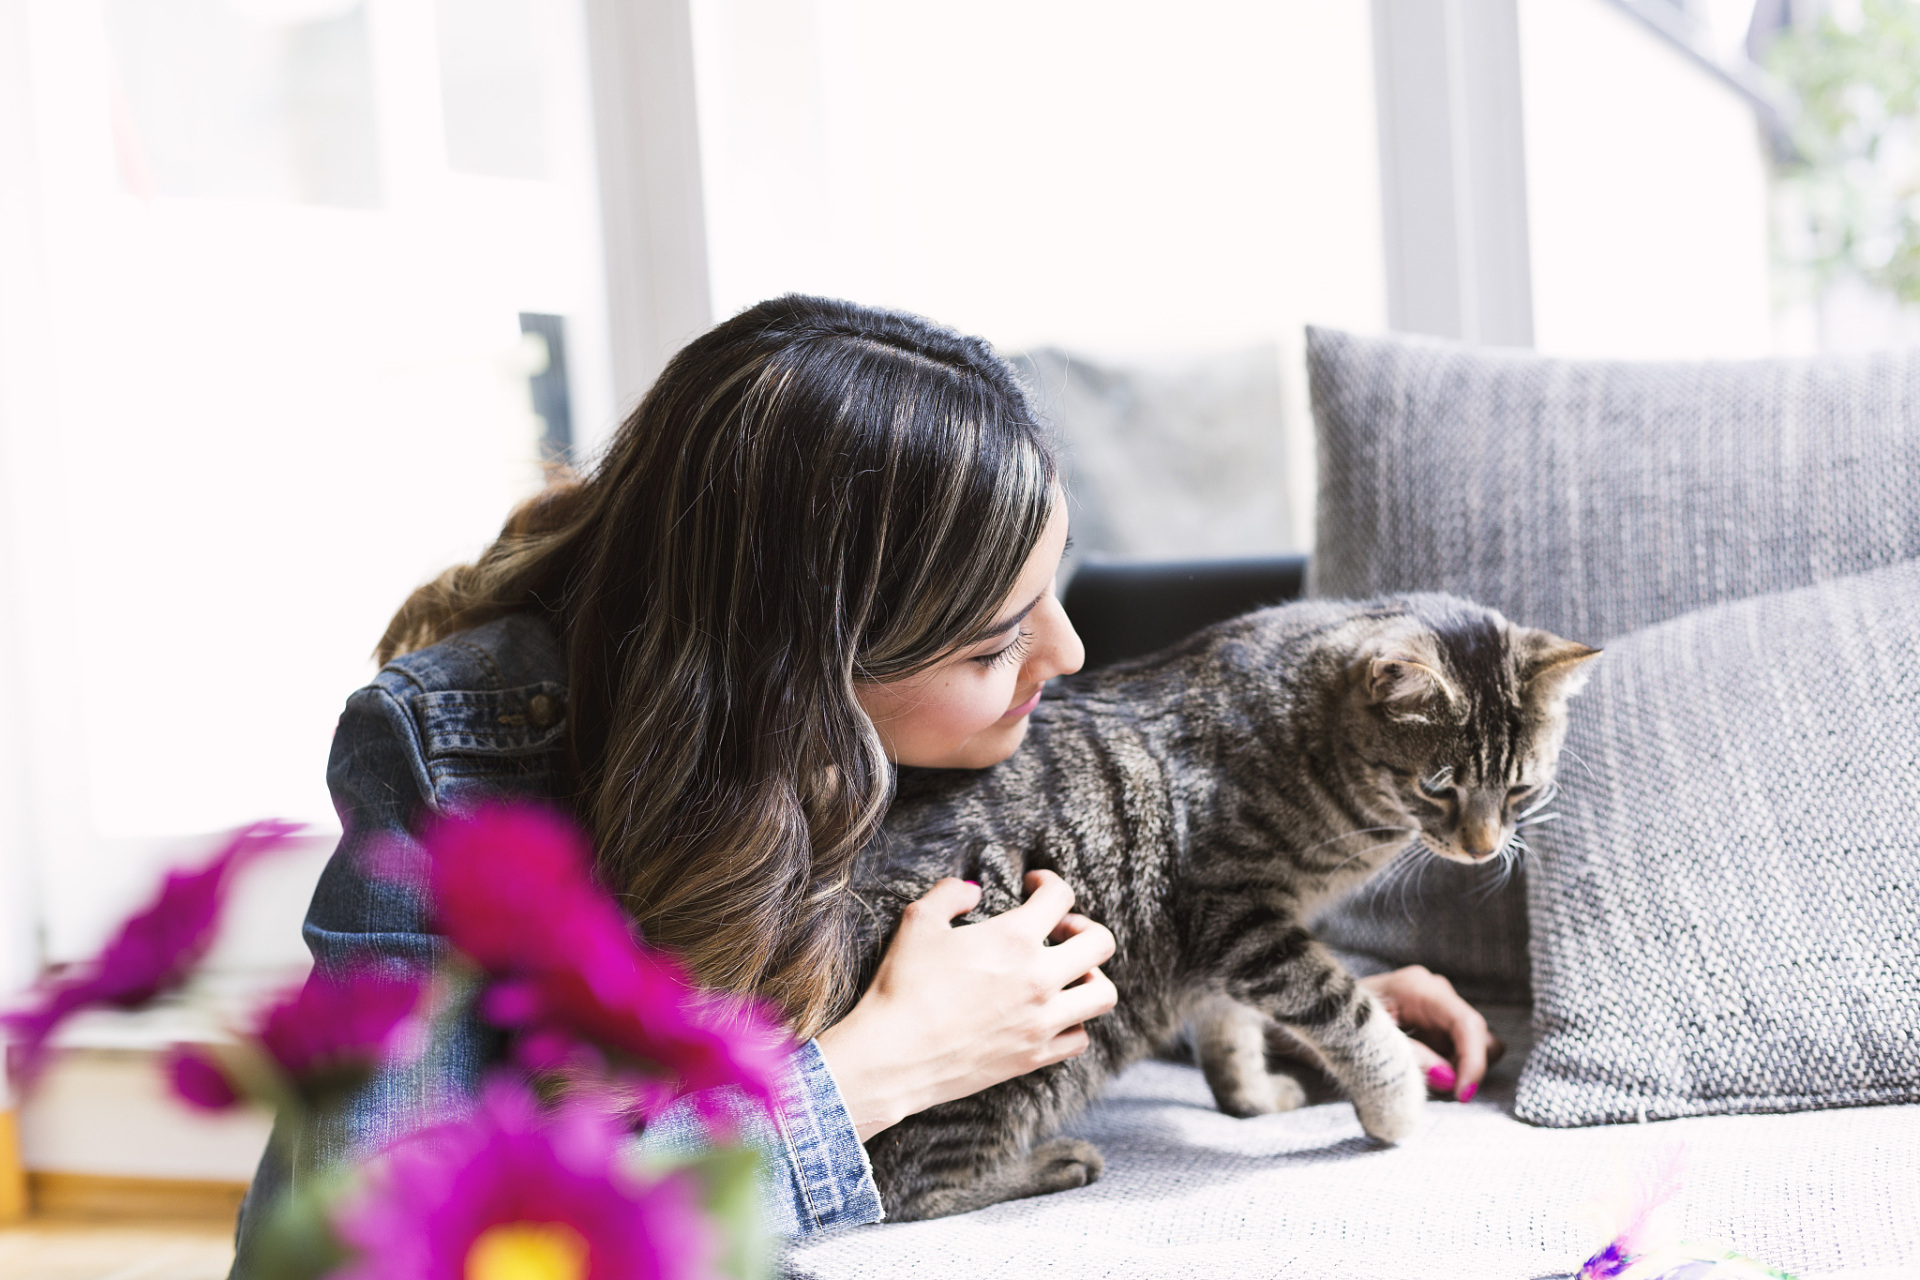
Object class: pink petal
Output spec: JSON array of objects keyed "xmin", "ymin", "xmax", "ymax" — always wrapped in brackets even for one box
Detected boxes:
[{"xmin": 166, "ymin": 1046, "xmax": 240, "ymax": 1111}]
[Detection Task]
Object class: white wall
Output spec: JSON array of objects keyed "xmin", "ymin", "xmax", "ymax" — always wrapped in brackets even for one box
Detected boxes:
[{"xmin": 1517, "ymin": 0, "xmax": 1775, "ymax": 359}]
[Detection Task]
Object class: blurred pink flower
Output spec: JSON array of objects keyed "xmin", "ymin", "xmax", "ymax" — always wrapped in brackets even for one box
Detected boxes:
[
  {"xmin": 168, "ymin": 966, "xmax": 426, "ymax": 1113},
  {"xmin": 2, "ymin": 821, "xmax": 302, "ymax": 1082},
  {"xmin": 330, "ymin": 1078, "xmax": 714, "ymax": 1280},
  {"xmin": 260, "ymin": 967, "xmax": 425, "ymax": 1098},
  {"xmin": 417, "ymin": 803, "xmax": 790, "ymax": 1113},
  {"xmin": 167, "ymin": 1045, "xmax": 239, "ymax": 1110}
]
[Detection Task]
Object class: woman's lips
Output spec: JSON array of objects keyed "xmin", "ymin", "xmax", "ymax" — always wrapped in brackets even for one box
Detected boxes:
[{"xmin": 1003, "ymin": 686, "xmax": 1043, "ymax": 721}]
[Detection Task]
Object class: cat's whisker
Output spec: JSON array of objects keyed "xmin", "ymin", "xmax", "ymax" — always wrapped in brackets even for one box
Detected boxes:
[
  {"xmin": 1330, "ymin": 847, "xmax": 1424, "ymax": 884},
  {"xmin": 1304, "ymin": 824, "xmax": 1420, "ymax": 861},
  {"xmin": 1371, "ymin": 840, "xmax": 1444, "ymax": 922},
  {"xmin": 1516, "ymin": 811, "xmax": 1561, "ymax": 829},
  {"xmin": 1358, "ymin": 843, "xmax": 1426, "ymax": 914},
  {"xmin": 1558, "ymin": 747, "xmax": 1600, "ymax": 783},
  {"xmin": 1402, "ymin": 848, "xmax": 1444, "ymax": 922},
  {"xmin": 1325, "ymin": 832, "xmax": 1422, "ymax": 873},
  {"xmin": 1470, "ymin": 835, "xmax": 1533, "ymax": 900},
  {"xmin": 1469, "ymin": 861, "xmax": 1513, "ymax": 902}
]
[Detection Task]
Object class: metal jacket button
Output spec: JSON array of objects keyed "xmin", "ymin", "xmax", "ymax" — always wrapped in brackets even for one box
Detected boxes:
[{"xmin": 527, "ymin": 693, "xmax": 560, "ymax": 729}]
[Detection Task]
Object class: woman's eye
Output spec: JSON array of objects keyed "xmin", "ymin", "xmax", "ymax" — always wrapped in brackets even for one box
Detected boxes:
[{"xmin": 974, "ymin": 627, "xmax": 1034, "ymax": 670}]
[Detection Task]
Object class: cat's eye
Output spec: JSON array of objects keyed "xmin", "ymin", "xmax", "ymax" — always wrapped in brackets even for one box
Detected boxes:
[
  {"xmin": 1417, "ymin": 772, "xmax": 1455, "ymax": 801},
  {"xmin": 1507, "ymin": 785, "xmax": 1534, "ymax": 801}
]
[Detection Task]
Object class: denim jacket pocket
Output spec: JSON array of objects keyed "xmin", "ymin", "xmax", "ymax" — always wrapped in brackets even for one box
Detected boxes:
[{"xmin": 411, "ymin": 681, "xmax": 568, "ymax": 793}]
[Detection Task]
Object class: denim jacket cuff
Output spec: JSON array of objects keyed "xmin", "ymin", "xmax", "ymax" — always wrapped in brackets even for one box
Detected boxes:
[
  {"xmin": 772, "ymin": 1038, "xmax": 886, "ymax": 1232},
  {"xmin": 634, "ymin": 1038, "xmax": 884, "ymax": 1238}
]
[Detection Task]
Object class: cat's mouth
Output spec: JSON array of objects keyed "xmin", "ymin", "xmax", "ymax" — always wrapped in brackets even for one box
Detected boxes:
[{"xmin": 1418, "ymin": 831, "xmax": 1510, "ymax": 866}]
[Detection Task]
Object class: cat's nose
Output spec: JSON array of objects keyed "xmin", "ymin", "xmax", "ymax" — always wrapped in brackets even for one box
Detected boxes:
[{"xmin": 1461, "ymin": 820, "xmax": 1501, "ymax": 859}]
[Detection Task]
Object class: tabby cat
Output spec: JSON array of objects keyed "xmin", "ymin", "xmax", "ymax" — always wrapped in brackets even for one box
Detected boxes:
[{"xmin": 855, "ymin": 594, "xmax": 1596, "ymax": 1221}]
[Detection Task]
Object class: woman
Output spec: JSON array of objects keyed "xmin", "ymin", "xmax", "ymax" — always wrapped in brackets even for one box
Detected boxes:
[{"xmin": 241, "ymin": 296, "xmax": 1493, "ymax": 1251}]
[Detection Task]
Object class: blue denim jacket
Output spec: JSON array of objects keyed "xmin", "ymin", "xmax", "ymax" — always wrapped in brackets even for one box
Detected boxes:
[{"xmin": 231, "ymin": 615, "xmax": 882, "ymax": 1272}]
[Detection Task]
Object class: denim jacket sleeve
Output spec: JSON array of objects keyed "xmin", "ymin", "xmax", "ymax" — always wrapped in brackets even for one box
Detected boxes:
[{"xmin": 230, "ymin": 617, "xmax": 880, "ymax": 1274}]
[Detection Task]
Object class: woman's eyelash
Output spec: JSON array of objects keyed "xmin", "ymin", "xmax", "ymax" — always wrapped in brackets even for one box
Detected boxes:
[{"xmin": 976, "ymin": 626, "xmax": 1034, "ymax": 669}]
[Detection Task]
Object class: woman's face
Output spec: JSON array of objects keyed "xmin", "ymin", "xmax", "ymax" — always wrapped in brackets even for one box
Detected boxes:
[{"xmin": 858, "ymin": 495, "xmax": 1083, "ymax": 769}]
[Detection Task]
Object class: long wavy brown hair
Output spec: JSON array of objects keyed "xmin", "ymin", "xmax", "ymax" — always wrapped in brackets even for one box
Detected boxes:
[{"xmin": 377, "ymin": 296, "xmax": 1057, "ymax": 1038}]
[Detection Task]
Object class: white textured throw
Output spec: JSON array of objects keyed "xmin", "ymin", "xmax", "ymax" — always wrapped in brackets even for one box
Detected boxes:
[
  {"xmin": 785, "ymin": 1010, "xmax": 1920, "ymax": 1279},
  {"xmin": 1520, "ymin": 560, "xmax": 1920, "ymax": 1127}
]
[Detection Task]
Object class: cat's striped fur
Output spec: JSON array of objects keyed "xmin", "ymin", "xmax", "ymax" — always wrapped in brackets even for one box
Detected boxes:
[{"xmin": 856, "ymin": 594, "xmax": 1596, "ymax": 1220}]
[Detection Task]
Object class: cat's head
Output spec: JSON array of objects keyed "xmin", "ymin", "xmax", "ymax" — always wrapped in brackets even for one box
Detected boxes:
[{"xmin": 1345, "ymin": 596, "xmax": 1598, "ymax": 866}]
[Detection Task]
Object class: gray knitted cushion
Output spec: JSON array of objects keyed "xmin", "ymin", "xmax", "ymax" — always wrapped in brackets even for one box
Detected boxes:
[
  {"xmin": 1305, "ymin": 327, "xmax": 1920, "ymax": 1000},
  {"xmin": 1517, "ymin": 560, "xmax": 1920, "ymax": 1125}
]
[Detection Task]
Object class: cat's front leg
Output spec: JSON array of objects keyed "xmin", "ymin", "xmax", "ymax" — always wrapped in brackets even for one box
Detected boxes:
[
  {"xmin": 1223, "ymin": 932, "xmax": 1427, "ymax": 1144},
  {"xmin": 1191, "ymin": 993, "xmax": 1307, "ymax": 1118},
  {"xmin": 1290, "ymin": 996, "xmax": 1426, "ymax": 1143}
]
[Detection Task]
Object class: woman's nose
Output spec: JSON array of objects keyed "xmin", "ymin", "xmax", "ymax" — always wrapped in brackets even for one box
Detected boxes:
[{"xmin": 1027, "ymin": 591, "xmax": 1085, "ymax": 680}]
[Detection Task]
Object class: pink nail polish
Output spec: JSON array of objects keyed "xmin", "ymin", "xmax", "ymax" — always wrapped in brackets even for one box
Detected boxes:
[
  {"xmin": 963, "ymin": 879, "xmax": 979, "ymax": 887},
  {"xmin": 1459, "ymin": 1081, "xmax": 1479, "ymax": 1103},
  {"xmin": 1426, "ymin": 1063, "xmax": 1456, "ymax": 1091}
]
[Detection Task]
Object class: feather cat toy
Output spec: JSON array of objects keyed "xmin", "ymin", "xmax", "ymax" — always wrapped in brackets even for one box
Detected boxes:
[{"xmin": 1554, "ymin": 1147, "xmax": 1798, "ymax": 1280}]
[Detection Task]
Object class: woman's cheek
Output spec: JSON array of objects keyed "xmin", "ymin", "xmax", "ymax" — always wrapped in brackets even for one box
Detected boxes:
[
  {"xmin": 939, "ymin": 671, "xmax": 1010, "ymax": 737},
  {"xmin": 860, "ymin": 663, "xmax": 1030, "ymax": 767}
]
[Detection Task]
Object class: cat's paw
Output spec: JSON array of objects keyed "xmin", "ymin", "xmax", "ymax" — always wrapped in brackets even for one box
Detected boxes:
[
  {"xmin": 1026, "ymin": 1138, "xmax": 1105, "ymax": 1193},
  {"xmin": 1214, "ymin": 1069, "xmax": 1308, "ymax": 1118},
  {"xmin": 1352, "ymin": 1059, "xmax": 1429, "ymax": 1144}
]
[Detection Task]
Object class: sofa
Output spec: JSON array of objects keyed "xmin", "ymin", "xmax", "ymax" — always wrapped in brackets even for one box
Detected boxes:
[{"xmin": 785, "ymin": 329, "xmax": 1920, "ymax": 1280}]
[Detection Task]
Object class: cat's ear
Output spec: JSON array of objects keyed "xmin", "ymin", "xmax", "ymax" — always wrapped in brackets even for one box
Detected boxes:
[
  {"xmin": 1362, "ymin": 638, "xmax": 1459, "ymax": 722},
  {"xmin": 1521, "ymin": 631, "xmax": 1601, "ymax": 702}
]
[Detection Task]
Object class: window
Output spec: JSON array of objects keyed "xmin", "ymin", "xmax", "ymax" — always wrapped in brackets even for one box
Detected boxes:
[
  {"xmin": 689, "ymin": 0, "xmax": 1386, "ymax": 558},
  {"xmin": 2, "ymin": 0, "xmax": 610, "ymax": 965}
]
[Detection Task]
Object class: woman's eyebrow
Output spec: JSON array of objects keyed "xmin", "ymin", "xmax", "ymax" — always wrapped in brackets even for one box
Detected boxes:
[{"xmin": 966, "ymin": 593, "xmax": 1044, "ymax": 646}]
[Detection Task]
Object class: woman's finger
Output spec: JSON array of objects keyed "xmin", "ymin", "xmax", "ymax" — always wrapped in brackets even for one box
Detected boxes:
[
  {"xmin": 1047, "ymin": 966, "xmax": 1118, "ymax": 1029},
  {"xmin": 1039, "ymin": 917, "xmax": 1116, "ymax": 985},
  {"xmin": 1036, "ymin": 1024, "xmax": 1092, "ymax": 1067},
  {"xmin": 901, "ymin": 877, "xmax": 983, "ymax": 930},
  {"xmin": 1046, "ymin": 910, "xmax": 1094, "ymax": 945},
  {"xmin": 1407, "ymin": 1035, "xmax": 1459, "ymax": 1094},
  {"xmin": 1441, "ymin": 1003, "xmax": 1492, "ymax": 1100},
  {"xmin": 1006, "ymin": 869, "xmax": 1075, "ymax": 938},
  {"xmin": 1362, "ymin": 966, "xmax": 1498, "ymax": 1102},
  {"xmin": 1402, "ymin": 977, "xmax": 1490, "ymax": 1100}
]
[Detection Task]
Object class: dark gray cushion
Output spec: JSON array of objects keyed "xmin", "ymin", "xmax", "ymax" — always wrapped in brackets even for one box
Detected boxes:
[
  {"xmin": 1517, "ymin": 560, "xmax": 1920, "ymax": 1125},
  {"xmin": 1304, "ymin": 327, "xmax": 1920, "ymax": 999}
]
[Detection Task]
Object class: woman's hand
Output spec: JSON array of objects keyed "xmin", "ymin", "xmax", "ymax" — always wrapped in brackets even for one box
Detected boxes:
[
  {"xmin": 1359, "ymin": 966, "xmax": 1504, "ymax": 1102},
  {"xmin": 815, "ymin": 871, "xmax": 1119, "ymax": 1141}
]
